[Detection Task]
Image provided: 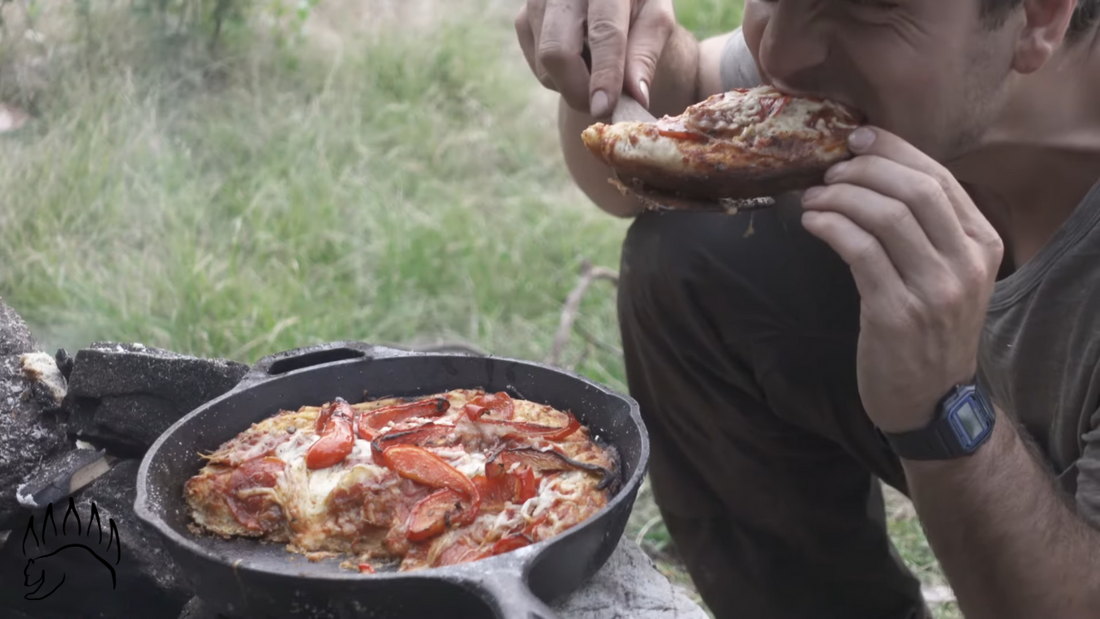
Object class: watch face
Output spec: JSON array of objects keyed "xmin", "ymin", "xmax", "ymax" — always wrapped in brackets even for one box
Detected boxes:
[{"xmin": 955, "ymin": 401, "xmax": 987, "ymax": 441}]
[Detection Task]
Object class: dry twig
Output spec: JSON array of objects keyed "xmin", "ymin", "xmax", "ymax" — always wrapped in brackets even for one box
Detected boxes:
[{"xmin": 547, "ymin": 259, "xmax": 619, "ymax": 367}]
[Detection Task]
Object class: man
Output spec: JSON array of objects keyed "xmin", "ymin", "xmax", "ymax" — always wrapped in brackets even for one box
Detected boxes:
[{"xmin": 515, "ymin": 1, "xmax": 1100, "ymax": 618}]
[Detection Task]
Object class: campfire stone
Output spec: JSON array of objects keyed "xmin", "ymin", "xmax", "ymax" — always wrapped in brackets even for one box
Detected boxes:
[
  {"xmin": 0, "ymin": 301, "xmax": 70, "ymax": 529},
  {"xmin": 176, "ymin": 537, "xmax": 708, "ymax": 619},
  {"xmin": 20, "ymin": 351, "xmax": 68, "ymax": 405},
  {"xmin": 0, "ymin": 459, "xmax": 192, "ymax": 618},
  {"xmin": 0, "ymin": 298, "xmax": 36, "ymax": 356},
  {"xmin": 552, "ymin": 538, "xmax": 709, "ymax": 619},
  {"xmin": 68, "ymin": 392, "xmax": 184, "ymax": 455},
  {"xmin": 66, "ymin": 342, "xmax": 249, "ymax": 454},
  {"xmin": 15, "ymin": 447, "xmax": 113, "ymax": 510}
]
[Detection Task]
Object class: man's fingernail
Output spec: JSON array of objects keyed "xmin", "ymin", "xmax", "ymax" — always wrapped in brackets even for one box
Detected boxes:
[
  {"xmin": 591, "ymin": 90, "xmax": 610, "ymax": 118},
  {"xmin": 824, "ymin": 161, "xmax": 847, "ymax": 182},
  {"xmin": 849, "ymin": 127, "xmax": 875, "ymax": 151},
  {"xmin": 802, "ymin": 186, "xmax": 825, "ymax": 203},
  {"xmin": 638, "ymin": 80, "xmax": 650, "ymax": 108}
]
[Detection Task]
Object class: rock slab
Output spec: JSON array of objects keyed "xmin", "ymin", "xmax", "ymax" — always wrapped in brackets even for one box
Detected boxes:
[
  {"xmin": 552, "ymin": 538, "xmax": 709, "ymax": 619},
  {"xmin": 0, "ymin": 300, "xmax": 69, "ymax": 529},
  {"xmin": 0, "ymin": 298, "xmax": 36, "ymax": 356},
  {"xmin": 175, "ymin": 537, "xmax": 708, "ymax": 619},
  {"xmin": 0, "ymin": 459, "xmax": 192, "ymax": 618},
  {"xmin": 66, "ymin": 342, "xmax": 249, "ymax": 454}
]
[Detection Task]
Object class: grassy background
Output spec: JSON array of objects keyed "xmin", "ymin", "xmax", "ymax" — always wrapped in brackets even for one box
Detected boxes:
[{"xmin": 0, "ymin": 0, "xmax": 957, "ymax": 616}]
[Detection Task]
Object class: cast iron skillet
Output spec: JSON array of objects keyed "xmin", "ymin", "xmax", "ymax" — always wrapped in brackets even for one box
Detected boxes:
[{"xmin": 134, "ymin": 341, "xmax": 649, "ymax": 619}]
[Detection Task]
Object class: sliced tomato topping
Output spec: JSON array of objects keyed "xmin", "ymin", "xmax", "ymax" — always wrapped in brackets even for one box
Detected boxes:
[
  {"xmin": 436, "ymin": 540, "xmax": 480, "ymax": 566},
  {"xmin": 515, "ymin": 466, "xmax": 538, "ymax": 503},
  {"xmin": 382, "ymin": 444, "xmax": 479, "ymax": 504},
  {"xmin": 462, "ymin": 392, "xmax": 514, "ymax": 420},
  {"xmin": 306, "ymin": 413, "xmax": 354, "ymax": 470},
  {"xmin": 314, "ymin": 398, "xmax": 354, "ymax": 433},
  {"xmin": 369, "ymin": 422, "xmax": 453, "ymax": 466},
  {"xmin": 473, "ymin": 472, "xmax": 514, "ymax": 513},
  {"xmin": 484, "ymin": 455, "xmax": 506, "ymax": 480},
  {"xmin": 406, "ymin": 488, "xmax": 476, "ymax": 541},
  {"xmin": 466, "ymin": 409, "xmax": 581, "ymax": 442},
  {"xmin": 357, "ymin": 397, "xmax": 450, "ymax": 440},
  {"xmin": 498, "ymin": 448, "xmax": 573, "ymax": 472},
  {"xmin": 357, "ymin": 563, "xmax": 375, "ymax": 574},
  {"xmin": 491, "ymin": 533, "xmax": 532, "ymax": 555},
  {"xmin": 657, "ymin": 129, "xmax": 707, "ymax": 142},
  {"xmin": 227, "ymin": 457, "xmax": 285, "ymax": 532},
  {"xmin": 475, "ymin": 533, "xmax": 532, "ymax": 560},
  {"xmin": 499, "ymin": 447, "xmax": 616, "ymax": 489},
  {"xmin": 523, "ymin": 513, "xmax": 550, "ymax": 537}
]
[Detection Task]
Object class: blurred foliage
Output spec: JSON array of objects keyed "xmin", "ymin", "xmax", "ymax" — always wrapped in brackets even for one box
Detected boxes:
[{"xmin": 675, "ymin": 0, "xmax": 744, "ymax": 39}]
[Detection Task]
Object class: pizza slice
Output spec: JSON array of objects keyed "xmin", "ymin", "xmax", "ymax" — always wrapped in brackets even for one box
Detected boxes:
[{"xmin": 581, "ymin": 85, "xmax": 864, "ymax": 205}]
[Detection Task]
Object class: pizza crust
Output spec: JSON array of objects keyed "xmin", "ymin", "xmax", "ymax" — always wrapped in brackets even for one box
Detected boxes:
[{"xmin": 582, "ymin": 85, "xmax": 863, "ymax": 202}]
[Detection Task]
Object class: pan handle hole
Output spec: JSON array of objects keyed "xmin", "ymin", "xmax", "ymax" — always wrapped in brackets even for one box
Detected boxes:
[{"xmin": 268, "ymin": 348, "xmax": 366, "ymax": 375}]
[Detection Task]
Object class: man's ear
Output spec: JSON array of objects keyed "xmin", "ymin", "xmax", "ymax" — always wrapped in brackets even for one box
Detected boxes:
[{"xmin": 1012, "ymin": 0, "xmax": 1077, "ymax": 73}]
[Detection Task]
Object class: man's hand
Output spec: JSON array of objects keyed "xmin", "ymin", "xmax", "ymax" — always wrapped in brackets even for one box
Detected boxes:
[
  {"xmin": 515, "ymin": 0, "xmax": 675, "ymax": 117},
  {"xmin": 800, "ymin": 128, "xmax": 1005, "ymax": 433}
]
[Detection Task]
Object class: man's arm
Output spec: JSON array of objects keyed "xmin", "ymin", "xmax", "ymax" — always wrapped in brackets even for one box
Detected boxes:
[
  {"xmin": 903, "ymin": 409, "xmax": 1100, "ymax": 619},
  {"xmin": 798, "ymin": 124, "xmax": 1100, "ymax": 618},
  {"xmin": 558, "ymin": 26, "xmax": 751, "ymax": 218}
]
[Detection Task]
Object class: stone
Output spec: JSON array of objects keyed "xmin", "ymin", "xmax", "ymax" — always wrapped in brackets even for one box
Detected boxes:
[
  {"xmin": 173, "ymin": 538, "xmax": 706, "ymax": 619},
  {"xmin": 69, "ymin": 393, "xmax": 185, "ymax": 456},
  {"xmin": 0, "ymin": 353, "xmax": 71, "ymax": 529},
  {"xmin": 551, "ymin": 537, "xmax": 709, "ymax": 619},
  {"xmin": 20, "ymin": 351, "xmax": 68, "ymax": 405},
  {"xmin": 0, "ymin": 297, "xmax": 36, "ymax": 356},
  {"xmin": 64, "ymin": 342, "xmax": 249, "ymax": 455},
  {"xmin": 0, "ymin": 459, "xmax": 191, "ymax": 618},
  {"xmin": 66, "ymin": 342, "xmax": 249, "ymax": 409},
  {"xmin": 15, "ymin": 447, "xmax": 114, "ymax": 510}
]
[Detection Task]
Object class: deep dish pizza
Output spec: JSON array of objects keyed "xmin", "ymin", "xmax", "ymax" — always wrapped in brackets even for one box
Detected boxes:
[
  {"xmin": 184, "ymin": 389, "xmax": 618, "ymax": 573},
  {"xmin": 582, "ymin": 85, "xmax": 864, "ymax": 203}
]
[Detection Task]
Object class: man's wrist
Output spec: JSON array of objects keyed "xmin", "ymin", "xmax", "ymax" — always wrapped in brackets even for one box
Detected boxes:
[{"xmin": 902, "ymin": 406, "xmax": 1009, "ymax": 474}]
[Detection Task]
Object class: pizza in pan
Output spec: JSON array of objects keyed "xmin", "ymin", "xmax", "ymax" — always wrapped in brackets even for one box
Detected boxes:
[
  {"xmin": 582, "ymin": 85, "xmax": 864, "ymax": 205},
  {"xmin": 184, "ymin": 389, "xmax": 618, "ymax": 573}
]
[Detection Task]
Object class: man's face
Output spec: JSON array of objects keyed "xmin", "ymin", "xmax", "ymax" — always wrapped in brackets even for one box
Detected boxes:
[{"xmin": 740, "ymin": 0, "xmax": 1021, "ymax": 162}]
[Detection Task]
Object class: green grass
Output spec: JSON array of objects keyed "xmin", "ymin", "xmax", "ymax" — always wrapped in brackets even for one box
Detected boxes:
[{"xmin": 0, "ymin": 0, "xmax": 956, "ymax": 616}]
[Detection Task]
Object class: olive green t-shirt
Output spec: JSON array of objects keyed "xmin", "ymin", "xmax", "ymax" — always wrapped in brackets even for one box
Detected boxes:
[{"xmin": 978, "ymin": 179, "xmax": 1100, "ymax": 528}]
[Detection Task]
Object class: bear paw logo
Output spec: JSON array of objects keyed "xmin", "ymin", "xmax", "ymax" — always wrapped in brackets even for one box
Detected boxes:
[{"xmin": 21, "ymin": 497, "xmax": 121, "ymax": 601}]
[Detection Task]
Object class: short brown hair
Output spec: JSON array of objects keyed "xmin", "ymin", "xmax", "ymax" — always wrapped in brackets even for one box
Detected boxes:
[{"xmin": 982, "ymin": 0, "xmax": 1100, "ymax": 40}]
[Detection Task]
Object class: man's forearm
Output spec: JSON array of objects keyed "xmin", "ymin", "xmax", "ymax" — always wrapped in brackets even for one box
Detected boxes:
[
  {"xmin": 557, "ymin": 24, "xmax": 704, "ymax": 218},
  {"xmin": 903, "ymin": 408, "xmax": 1100, "ymax": 618}
]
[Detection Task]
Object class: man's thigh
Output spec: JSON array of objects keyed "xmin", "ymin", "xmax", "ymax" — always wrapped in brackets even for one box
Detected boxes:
[{"xmin": 616, "ymin": 198, "xmax": 925, "ymax": 618}]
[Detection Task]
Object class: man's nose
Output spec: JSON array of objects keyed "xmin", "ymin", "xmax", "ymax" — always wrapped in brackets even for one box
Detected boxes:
[{"xmin": 756, "ymin": 6, "xmax": 831, "ymax": 92}]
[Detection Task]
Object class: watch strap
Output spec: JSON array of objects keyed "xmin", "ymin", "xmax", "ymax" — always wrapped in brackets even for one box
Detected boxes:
[{"xmin": 879, "ymin": 382, "xmax": 996, "ymax": 461}]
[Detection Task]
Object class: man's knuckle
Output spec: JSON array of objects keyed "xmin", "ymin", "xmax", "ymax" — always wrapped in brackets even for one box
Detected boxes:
[
  {"xmin": 909, "ymin": 174, "xmax": 945, "ymax": 206},
  {"xmin": 538, "ymin": 37, "xmax": 566, "ymax": 60},
  {"xmin": 587, "ymin": 17, "xmax": 627, "ymax": 48},
  {"xmin": 649, "ymin": 9, "xmax": 676, "ymax": 32},
  {"xmin": 851, "ymin": 238, "xmax": 881, "ymax": 267},
  {"xmin": 871, "ymin": 199, "xmax": 912, "ymax": 232}
]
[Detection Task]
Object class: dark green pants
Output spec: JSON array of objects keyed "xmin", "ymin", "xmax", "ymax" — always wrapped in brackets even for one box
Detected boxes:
[{"xmin": 616, "ymin": 196, "xmax": 932, "ymax": 619}]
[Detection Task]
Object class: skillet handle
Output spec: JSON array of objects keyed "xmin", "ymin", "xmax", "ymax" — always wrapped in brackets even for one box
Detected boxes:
[
  {"xmin": 472, "ymin": 570, "xmax": 560, "ymax": 619},
  {"xmin": 237, "ymin": 341, "xmax": 413, "ymax": 389}
]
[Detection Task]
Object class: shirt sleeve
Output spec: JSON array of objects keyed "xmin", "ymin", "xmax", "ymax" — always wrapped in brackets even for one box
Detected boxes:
[
  {"xmin": 718, "ymin": 27, "xmax": 763, "ymax": 91},
  {"xmin": 1074, "ymin": 415, "xmax": 1100, "ymax": 529}
]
